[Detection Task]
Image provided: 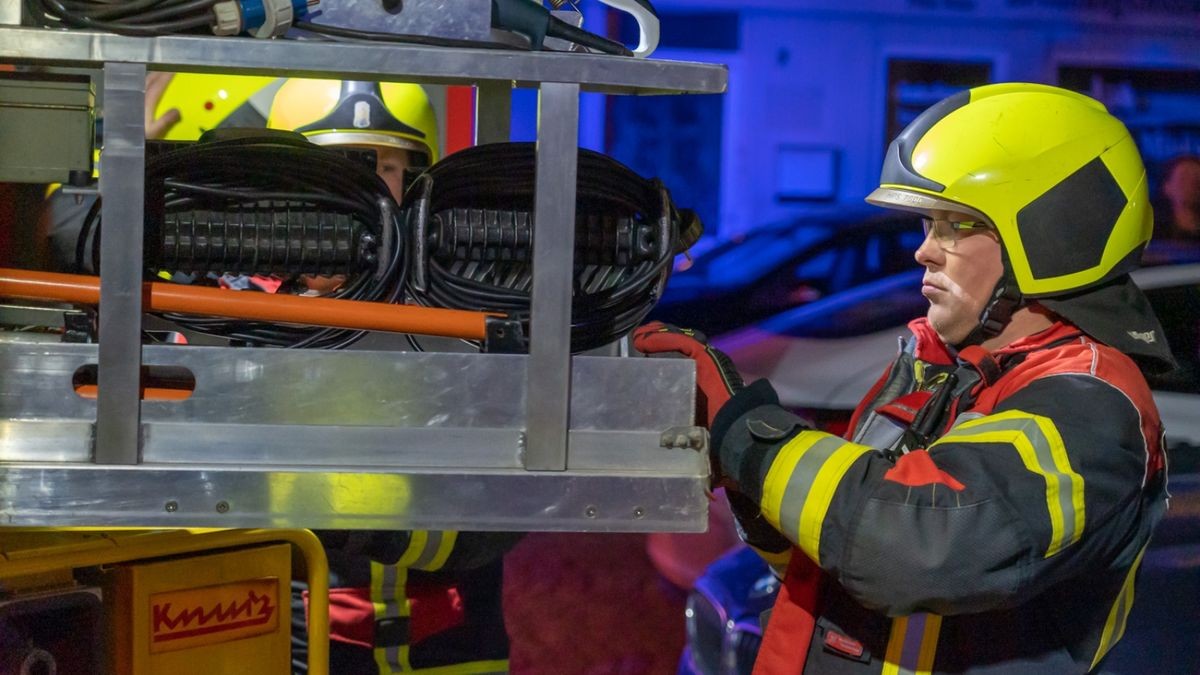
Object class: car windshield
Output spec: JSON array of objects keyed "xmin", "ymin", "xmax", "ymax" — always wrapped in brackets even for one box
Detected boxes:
[
  {"xmin": 677, "ymin": 209, "xmax": 913, "ymax": 288},
  {"xmin": 691, "ymin": 225, "xmax": 835, "ymax": 287},
  {"xmin": 757, "ymin": 269, "xmax": 927, "ymax": 339}
]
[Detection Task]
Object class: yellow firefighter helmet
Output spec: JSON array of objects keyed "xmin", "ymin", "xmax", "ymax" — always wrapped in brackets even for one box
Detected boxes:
[
  {"xmin": 266, "ymin": 79, "xmax": 439, "ymax": 164},
  {"xmin": 867, "ymin": 82, "xmax": 1150, "ymax": 298},
  {"xmin": 153, "ymin": 73, "xmax": 279, "ymax": 141}
]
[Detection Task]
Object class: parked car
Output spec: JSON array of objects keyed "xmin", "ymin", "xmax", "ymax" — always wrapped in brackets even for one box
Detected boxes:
[
  {"xmin": 686, "ymin": 262, "xmax": 1200, "ymax": 674},
  {"xmin": 678, "ymin": 545, "xmax": 777, "ymax": 675},
  {"xmin": 652, "ymin": 209, "xmax": 924, "ymax": 336}
]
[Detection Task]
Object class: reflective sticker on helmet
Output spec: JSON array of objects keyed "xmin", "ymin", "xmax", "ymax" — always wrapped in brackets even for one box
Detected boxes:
[{"xmin": 353, "ymin": 101, "xmax": 371, "ymax": 129}]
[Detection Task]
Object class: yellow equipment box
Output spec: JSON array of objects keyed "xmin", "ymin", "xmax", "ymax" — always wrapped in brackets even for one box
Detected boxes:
[{"xmin": 107, "ymin": 543, "xmax": 292, "ymax": 675}]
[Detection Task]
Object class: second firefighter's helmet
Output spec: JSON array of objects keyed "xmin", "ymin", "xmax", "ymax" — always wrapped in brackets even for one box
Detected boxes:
[
  {"xmin": 154, "ymin": 73, "xmax": 280, "ymax": 141},
  {"xmin": 267, "ymin": 79, "xmax": 439, "ymax": 164},
  {"xmin": 867, "ymin": 82, "xmax": 1151, "ymax": 298}
]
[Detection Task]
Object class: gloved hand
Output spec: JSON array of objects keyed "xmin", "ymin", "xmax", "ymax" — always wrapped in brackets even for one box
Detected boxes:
[
  {"xmin": 634, "ymin": 322, "xmax": 810, "ymax": 495},
  {"xmin": 633, "ymin": 321, "xmax": 749, "ymax": 488},
  {"xmin": 632, "ymin": 321, "xmax": 744, "ymax": 428}
]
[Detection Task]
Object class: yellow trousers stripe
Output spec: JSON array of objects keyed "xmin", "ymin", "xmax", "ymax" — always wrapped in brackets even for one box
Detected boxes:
[
  {"xmin": 371, "ymin": 562, "xmax": 412, "ymax": 673},
  {"xmin": 883, "ymin": 613, "xmax": 942, "ymax": 675}
]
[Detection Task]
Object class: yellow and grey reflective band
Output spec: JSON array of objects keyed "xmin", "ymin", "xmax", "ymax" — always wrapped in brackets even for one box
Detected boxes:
[
  {"xmin": 397, "ymin": 530, "xmax": 458, "ymax": 572},
  {"xmin": 933, "ymin": 410, "xmax": 1085, "ymax": 557},
  {"xmin": 406, "ymin": 660, "xmax": 510, "ymax": 674},
  {"xmin": 1090, "ymin": 545, "xmax": 1147, "ymax": 670},
  {"xmin": 371, "ymin": 561, "xmax": 412, "ymax": 674},
  {"xmin": 760, "ymin": 431, "xmax": 873, "ymax": 565},
  {"xmin": 882, "ymin": 613, "xmax": 942, "ymax": 675}
]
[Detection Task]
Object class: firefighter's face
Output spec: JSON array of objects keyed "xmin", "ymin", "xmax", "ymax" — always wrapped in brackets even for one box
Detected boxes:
[
  {"xmin": 374, "ymin": 146, "xmax": 414, "ymax": 202},
  {"xmin": 914, "ymin": 221, "xmax": 1003, "ymax": 345},
  {"xmin": 303, "ymin": 145, "xmax": 415, "ymax": 296},
  {"xmin": 1164, "ymin": 159, "xmax": 1200, "ymax": 210}
]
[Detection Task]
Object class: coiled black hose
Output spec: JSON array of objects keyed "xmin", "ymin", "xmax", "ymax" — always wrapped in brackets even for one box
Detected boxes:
[
  {"xmin": 78, "ymin": 132, "xmax": 406, "ymax": 349},
  {"xmin": 25, "ymin": 0, "xmax": 219, "ymax": 35},
  {"xmin": 402, "ymin": 142, "xmax": 699, "ymax": 353}
]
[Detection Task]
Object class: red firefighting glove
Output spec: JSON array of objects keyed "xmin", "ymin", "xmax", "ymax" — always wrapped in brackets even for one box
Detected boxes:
[
  {"xmin": 633, "ymin": 321, "xmax": 744, "ymax": 428},
  {"xmin": 635, "ymin": 323, "xmax": 822, "ymax": 675},
  {"xmin": 633, "ymin": 321, "xmax": 746, "ymax": 486}
]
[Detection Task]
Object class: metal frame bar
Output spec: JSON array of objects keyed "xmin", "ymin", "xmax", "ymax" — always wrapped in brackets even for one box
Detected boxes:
[
  {"xmin": 95, "ymin": 62, "xmax": 147, "ymax": 465},
  {"xmin": 474, "ymin": 81, "xmax": 512, "ymax": 145},
  {"xmin": 0, "ymin": 0, "xmax": 19, "ymax": 26},
  {"xmin": 0, "ymin": 466, "xmax": 708, "ymax": 531},
  {"xmin": 0, "ymin": 27, "xmax": 720, "ymax": 531},
  {"xmin": 524, "ymin": 82, "xmax": 580, "ymax": 471},
  {"xmin": 0, "ymin": 27, "xmax": 727, "ymax": 95},
  {"xmin": 0, "ymin": 341, "xmax": 705, "ymax": 530}
]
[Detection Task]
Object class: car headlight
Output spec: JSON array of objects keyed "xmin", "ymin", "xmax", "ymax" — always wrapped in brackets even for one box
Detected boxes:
[{"xmin": 685, "ymin": 590, "xmax": 725, "ymax": 675}]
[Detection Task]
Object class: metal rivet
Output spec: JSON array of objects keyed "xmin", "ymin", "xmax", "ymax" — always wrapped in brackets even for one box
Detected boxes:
[
  {"xmin": 633, "ymin": 507, "xmax": 645, "ymax": 519},
  {"xmin": 215, "ymin": 501, "xmax": 230, "ymax": 514},
  {"xmin": 584, "ymin": 505, "xmax": 597, "ymax": 518},
  {"xmin": 164, "ymin": 501, "xmax": 178, "ymax": 513}
]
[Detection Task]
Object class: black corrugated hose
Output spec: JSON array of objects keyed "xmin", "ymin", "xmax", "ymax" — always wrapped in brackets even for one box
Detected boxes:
[
  {"xmin": 78, "ymin": 131, "xmax": 407, "ymax": 349},
  {"xmin": 401, "ymin": 142, "xmax": 701, "ymax": 353}
]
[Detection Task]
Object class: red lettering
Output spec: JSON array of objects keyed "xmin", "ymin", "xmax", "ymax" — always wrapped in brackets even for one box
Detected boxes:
[{"xmin": 152, "ymin": 590, "xmax": 275, "ymax": 640}]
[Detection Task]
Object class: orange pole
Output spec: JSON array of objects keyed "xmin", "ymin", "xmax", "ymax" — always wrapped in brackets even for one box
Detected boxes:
[{"xmin": 0, "ymin": 268, "xmax": 499, "ymax": 341}]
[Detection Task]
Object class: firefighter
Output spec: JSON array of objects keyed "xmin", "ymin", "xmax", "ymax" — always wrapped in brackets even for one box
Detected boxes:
[
  {"xmin": 38, "ymin": 72, "xmax": 280, "ymax": 271},
  {"xmin": 268, "ymin": 78, "xmax": 519, "ymax": 675},
  {"xmin": 1157, "ymin": 154, "xmax": 1200, "ymax": 242},
  {"xmin": 636, "ymin": 83, "xmax": 1174, "ymax": 673}
]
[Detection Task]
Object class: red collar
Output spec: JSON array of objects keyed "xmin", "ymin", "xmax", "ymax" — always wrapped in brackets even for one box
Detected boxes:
[
  {"xmin": 908, "ymin": 318, "xmax": 1084, "ymax": 365},
  {"xmin": 907, "ymin": 318, "xmax": 955, "ymax": 365}
]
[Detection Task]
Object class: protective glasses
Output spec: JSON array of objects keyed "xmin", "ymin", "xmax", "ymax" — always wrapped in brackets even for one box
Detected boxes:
[{"xmin": 921, "ymin": 218, "xmax": 993, "ymax": 249}]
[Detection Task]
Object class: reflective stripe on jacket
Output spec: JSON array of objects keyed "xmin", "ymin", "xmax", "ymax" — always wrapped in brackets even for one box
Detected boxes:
[{"xmin": 747, "ymin": 319, "xmax": 1167, "ymax": 674}]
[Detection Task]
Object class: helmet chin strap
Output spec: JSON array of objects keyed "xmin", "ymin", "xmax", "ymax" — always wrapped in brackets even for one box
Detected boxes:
[{"xmin": 956, "ymin": 258, "xmax": 1024, "ymax": 348}]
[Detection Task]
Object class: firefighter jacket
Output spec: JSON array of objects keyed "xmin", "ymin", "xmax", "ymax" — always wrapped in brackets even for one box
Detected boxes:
[
  {"xmin": 292, "ymin": 530, "xmax": 522, "ymax": 675},
  {"xmin": 726, "ymin": 318, "xmax": 1168, "ymax": 674}
]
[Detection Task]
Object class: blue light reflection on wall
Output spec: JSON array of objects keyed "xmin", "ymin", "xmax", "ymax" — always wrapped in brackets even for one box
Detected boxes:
[
  {"xmin": 509, "ymin": 88, "xmax": 607, "ymax": 152},
  {"xmin": 509, "ymin": 87, "xmax": 538, "ymax": 143}
]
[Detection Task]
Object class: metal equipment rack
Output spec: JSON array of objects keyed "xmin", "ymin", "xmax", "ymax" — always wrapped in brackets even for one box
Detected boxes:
[{"xmin": 0, "ymin": 24, "xmax": 727, "ymax": 532}]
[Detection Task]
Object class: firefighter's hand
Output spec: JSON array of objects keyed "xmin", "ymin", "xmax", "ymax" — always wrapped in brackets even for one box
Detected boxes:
[
  {"xmin": 633, "ymin": 321, "xmax": 744, "ymax": 428},
  {"xmin": 633, "ymin": 324, "xmax": 806, "ymax": 494},
  {"xmin": 145, "ymin": 72, "xmax": 181, "ymax": 140}
]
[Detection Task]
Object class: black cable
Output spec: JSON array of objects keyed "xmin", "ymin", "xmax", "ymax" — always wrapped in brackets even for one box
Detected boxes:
[
  {"xmin": 57, "ymin": 0, "xmax": 168, "ymax": 20},
  {"xmin": 80, "ymin": 134, "xmax": 409, "ymax": 349},
  {"xmin": 32, "ymin": 0, "xmax": 612, "ymax": 54},
  {"xmin": 75, "ymin": 195, "xmax": 102, "ymax": 273},
  {"xmin": 118, "ymin": 0, "xmax": 217, "ymax": 25},
  {"xmin": 544, "ymin": 16, "xmax": 632, "ymax": 56},
  {"xmin": 32, "ymin": 0, "xmax": 217, "ymax": 35},
  {"xmin": 402, "ymin": 142, "xmax": 687, "ymax": 353},
  {"xmin": 293, "ymin": 21, "xmax": 528, "ymax": 51}
]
